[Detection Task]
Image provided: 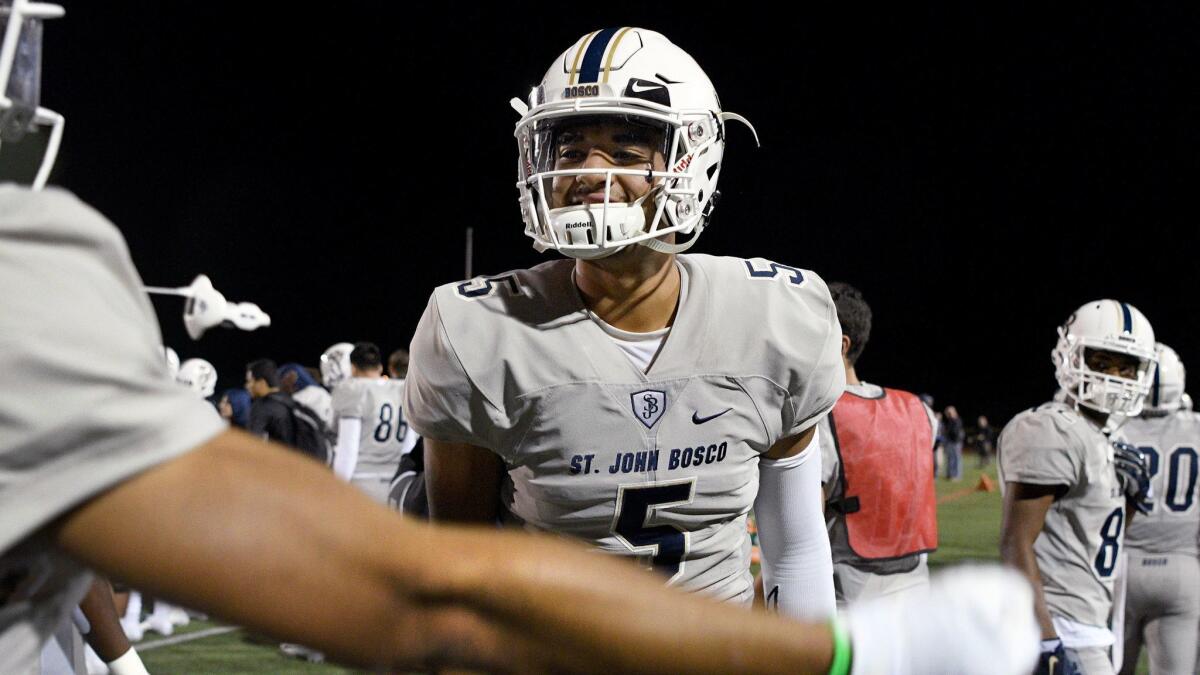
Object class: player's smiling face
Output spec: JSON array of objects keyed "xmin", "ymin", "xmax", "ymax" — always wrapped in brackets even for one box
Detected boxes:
[{"xmin": 550, "ymin": 118, "xmax": 667, "ymax": 212}]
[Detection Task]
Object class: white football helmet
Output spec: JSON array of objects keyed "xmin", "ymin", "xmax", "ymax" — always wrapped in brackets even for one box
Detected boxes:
[
  {"xmin": 0, "ymin": 0, "xmax": 64, "ymax": 189},
  {"xmin": 512, "ymin": 27, "xmax": 757, "ymax": 260},
  {"xmin": 1051, "ymin": 300, "xmax": 1157, "ymax": 417},
  {"xmin": 1143, "ymin": 343, "xmax": 1186, "ymax": 415},
  {"xmin": 162, "ymin": 346, "xmax": 180, "ymax": 379},
  {"xmin": 320, "ymin": 342, "xmax": 353, "ymax": 389},
  {"xmin": 176, "ymin": 358, "xmax": 217, "ymax": 398}
]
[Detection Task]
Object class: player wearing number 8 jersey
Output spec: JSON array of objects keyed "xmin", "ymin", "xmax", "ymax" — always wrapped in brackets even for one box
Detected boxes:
[
  {"xmin": 1116, "ymin": 343, "xmax": 1200, "ymax": 675},
  {"xmin": 331, "ymin": 342, "xmax": 418, "ymax": 502},
  {"xmin": 1000, "ymin": 300, "xmax": 1158, "ymax": 675},
  {"xmin": 407, "ymin": 27, "xmax": 843, "ymax": 618}
]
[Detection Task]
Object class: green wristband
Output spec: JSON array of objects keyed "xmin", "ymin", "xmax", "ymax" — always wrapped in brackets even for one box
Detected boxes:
[{"xmin": 828, "ymin": 619, "xmax": 852, "ymax": 675}]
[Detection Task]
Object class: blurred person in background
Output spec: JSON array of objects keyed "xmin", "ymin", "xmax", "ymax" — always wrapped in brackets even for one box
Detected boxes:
[
  {"xmin": 218, "ymin": 388, "xmax": 251, "ymax": 429},
  {"xmin": 245, "ymin": 359, "xmax": 295, "ymax": 445},
  {"xmin": 279, "ymin": 361, "xmax": 333, "ymax": 428},
  {"xmin": 387, "ymin": 349, "xmax": 409, "ymax": 380},
  {"xmin": 820, "ymin": 282, "xmax": 938, "ymax": 605},
  {"xmin": 942, "ymin": 405, "xmax": 964, "ymax": 481},
  {"xmin": 969, "ymin": 415, "xmax": 996, "ymax": 468}
]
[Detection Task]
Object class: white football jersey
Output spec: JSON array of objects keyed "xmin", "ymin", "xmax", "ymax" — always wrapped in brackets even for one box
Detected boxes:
[
  {"xmin": 1119, "ymin": 410, "xmax": 1200, "ymax": 556},
  {"xmin": 406, "ymin": 254, "xmax": 844, "ymax": 604},
  {"xmin": 998, "ymin": 401, "xmax": 1125, "ymax": 629},
  {"xmin": 0, "ymin": 186, "xmax": 226, "ymax": 672},
  {"xmin": 332, "ymin": 377, "xmax": 417, "ymax": 475}
]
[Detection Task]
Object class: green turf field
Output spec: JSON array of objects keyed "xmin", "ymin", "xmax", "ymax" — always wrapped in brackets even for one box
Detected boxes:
[{"xmin": 138, "ymin": 463, "xmax": 1148, "ymax": 673}]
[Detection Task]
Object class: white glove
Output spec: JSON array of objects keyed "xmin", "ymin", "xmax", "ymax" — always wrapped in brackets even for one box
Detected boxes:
[{"xmin": 844, "ymin": 565, "xmax": 1039, "ymax": 675}]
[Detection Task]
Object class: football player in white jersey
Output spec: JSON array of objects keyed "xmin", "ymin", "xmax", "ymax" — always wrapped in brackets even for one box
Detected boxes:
[
  {"xmin": 1117, "ymin": 343, "xmax": 1200, "ymax": 675},
  {"xmin": 320, "ymin": 342, "xmax": 353, "ymax": 390},
  {"xmin": 409, "ymin": 27, "xmax": 843, "ymax": 619},
  {"xmin": 176, "ymin": 357, "xmax": 217, "ymax": 401},
  {"xmin": 999, "ymin": 300, "xmax": 1157, "ymax": 675},
  {"xmin": 330, "ymin": 342, "xmax": 418, "ymax": 502},
  {"xmin": 0, "ymin": 6, "xmax": 1041, "ymax": 674}
]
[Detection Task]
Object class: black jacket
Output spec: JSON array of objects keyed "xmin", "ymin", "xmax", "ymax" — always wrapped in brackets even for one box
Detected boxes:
[{"xmin": 249, "ymin": 391, "xmax": 296, "ymax": 445}]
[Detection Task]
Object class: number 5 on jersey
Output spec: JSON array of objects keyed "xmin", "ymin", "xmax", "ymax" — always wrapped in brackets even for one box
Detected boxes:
[{"xmin": 611, "ymin": 478, "xmax": 696, "ymax": 583}]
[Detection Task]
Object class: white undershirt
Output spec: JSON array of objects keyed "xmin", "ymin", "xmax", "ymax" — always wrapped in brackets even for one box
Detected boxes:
[
  {"xmin": 592, "ymin": 319, "xmax": 669, "ymax": 372},
  {"xmin": 583, "ymin": 263, "xmax": 687, "ymax": 373}
]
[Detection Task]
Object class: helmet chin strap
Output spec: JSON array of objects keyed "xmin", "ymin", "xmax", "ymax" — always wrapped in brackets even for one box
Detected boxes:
[{"xmin": 638, "ymin": 227, "xmax": 701, "ymax": 254}]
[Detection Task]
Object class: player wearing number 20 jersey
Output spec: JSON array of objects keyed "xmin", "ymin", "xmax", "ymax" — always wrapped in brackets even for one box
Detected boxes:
[
  {"xmin": 1117, "ymin": 343, "xmax": 1200, "ymax": 675},
  {"xmin": 405, "ymin": 254, "xmax": 844, "ymax": 605}
]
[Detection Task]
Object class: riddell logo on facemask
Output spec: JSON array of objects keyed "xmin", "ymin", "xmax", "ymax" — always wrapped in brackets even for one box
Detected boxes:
[
  {"xmin": 563, "ymin": 85, "xmax": 600, "ymax": 98},
  {"xmin": 566, "ymin": 221, "xmax": 590, "ymax": 229},
  {"xmin": 673, "ymin": 154, "xmax": 694, "ymax": 172}
]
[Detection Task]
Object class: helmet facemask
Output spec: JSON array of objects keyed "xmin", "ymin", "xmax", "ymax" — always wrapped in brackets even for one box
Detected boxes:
[
  {"xmin": 1053, "ymin": 337, "xmax": 1157, "ymax": 417},
  {"xmin": 512, "ymin": 28, "xmax": 754, "ymax": 260},
  {"xmin": 517, "ymin": 105, "xmax": 721, "ymax": 260},
  {"xmin": 0, "ymin": 0, "xmax": 64, "ymax": 189}
]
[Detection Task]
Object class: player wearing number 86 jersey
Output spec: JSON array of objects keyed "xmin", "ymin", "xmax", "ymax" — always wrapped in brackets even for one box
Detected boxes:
[{"xmin": 331, "ymin": 342, "xmax": 419, "ymax": 503}]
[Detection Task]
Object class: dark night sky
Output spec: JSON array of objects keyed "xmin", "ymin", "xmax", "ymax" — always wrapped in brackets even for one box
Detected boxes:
[{"xmin": 34, "ymin": 4, "xmax": 1200, "ymax": 425}]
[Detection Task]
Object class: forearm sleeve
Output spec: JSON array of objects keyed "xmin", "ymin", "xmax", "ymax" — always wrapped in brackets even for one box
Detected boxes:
[
  {"xmin": 754, "ymin": 428, "xmax": 836, "ymax": 621},
  {"xmin": 331, "ymin": 418, "xmax": 362, "ymax": 481}
]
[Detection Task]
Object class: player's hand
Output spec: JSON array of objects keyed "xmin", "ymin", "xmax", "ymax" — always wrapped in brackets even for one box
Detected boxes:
[
  {"xmin": 1033, "ymin": 638, "xmax": 1081, "ymax": 675},
  {"xmin": 1113, "ymin": 441, "xmax": 1152, "ymax": 513},
  {"xmin": 844, "ymin": 565, "xmax": 1039, "ymax": 674}
]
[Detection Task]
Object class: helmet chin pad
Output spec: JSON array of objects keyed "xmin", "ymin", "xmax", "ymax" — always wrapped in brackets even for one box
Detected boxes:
[{"xmin": 545, "ymin": 199, "xmax": 647, "ymax": 259}]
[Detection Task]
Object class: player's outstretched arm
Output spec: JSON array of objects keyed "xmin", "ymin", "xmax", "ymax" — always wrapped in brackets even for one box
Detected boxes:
[
  {"xmin": 50, "ymin": 429, "xmax": 836, "ymax": 673},
  {"xmin": 999, "ymin": 481, "xmax": 1062, "ymax": 639},
  {"xmin": 425, "ymin": 437, "xmax": 506, "ymax": 522}
]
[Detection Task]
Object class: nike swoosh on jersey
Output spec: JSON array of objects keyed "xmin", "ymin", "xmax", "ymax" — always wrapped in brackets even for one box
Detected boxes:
[{"xmin": 692, "ymin": 408, "xmax": 732, "ymax": 424}]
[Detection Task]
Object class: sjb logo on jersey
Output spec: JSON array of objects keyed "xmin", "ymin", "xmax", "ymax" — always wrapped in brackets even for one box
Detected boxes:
[{"xmin": 631, "ymin": 389, "xmax": 667, "ymax": 429}]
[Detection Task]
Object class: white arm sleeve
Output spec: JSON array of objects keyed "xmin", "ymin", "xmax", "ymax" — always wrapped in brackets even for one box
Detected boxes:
[
  {"xmin": 754, "ymin": 425, "xmax": 836, "ymax": 621},
  {"xmin": 331, "ymin": 417, "xmax": 362, "ymax": 482}
]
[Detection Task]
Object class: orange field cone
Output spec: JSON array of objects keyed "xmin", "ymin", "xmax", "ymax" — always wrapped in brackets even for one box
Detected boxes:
[{"xmin": 976, "ymin": 474, "xmax": 996, "ymax": 492}]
